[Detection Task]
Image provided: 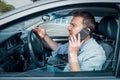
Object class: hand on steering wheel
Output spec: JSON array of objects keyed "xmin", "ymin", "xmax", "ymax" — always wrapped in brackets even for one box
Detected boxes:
[{"xmin": 34, "ymin": 27, "xmax": 46, "ymax": 39}]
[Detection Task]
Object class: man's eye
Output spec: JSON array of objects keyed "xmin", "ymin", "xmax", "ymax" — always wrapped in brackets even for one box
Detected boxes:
[{"xmin": 70, "ymin": 23, "xmax": 75, "ymax": 27}]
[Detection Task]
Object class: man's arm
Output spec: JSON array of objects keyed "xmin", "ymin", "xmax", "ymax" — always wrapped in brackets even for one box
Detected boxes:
[
  {"xmin": 69, "ymin": 34, "xmax": 84, "ymax": 71},
  {"xmin": 69, "ymin": 53, "xmax": 80, "ymax": 71},
  {"xmin": 34, "ymin": 27, "xmax": 58, "ymax": 51},
  {"xmin": 43, "ymin": 34, "xmax": 58, "ymax": 51}
]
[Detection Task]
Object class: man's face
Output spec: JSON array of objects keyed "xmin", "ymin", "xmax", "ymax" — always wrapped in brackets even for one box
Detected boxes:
[{"xmin": 68, "ymin": 16, "xmax": 84, "ymax": 36}]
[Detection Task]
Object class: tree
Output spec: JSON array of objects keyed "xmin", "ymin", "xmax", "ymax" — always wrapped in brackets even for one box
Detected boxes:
[{"xmin": 0, "ymin": 1, "xmax": 15, "ymax": 13}]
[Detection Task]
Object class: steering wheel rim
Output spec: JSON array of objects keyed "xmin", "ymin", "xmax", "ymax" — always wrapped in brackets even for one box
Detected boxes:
[{"xmin": 28, "ymin": 30, "xmax": 45, "ymax": 68}]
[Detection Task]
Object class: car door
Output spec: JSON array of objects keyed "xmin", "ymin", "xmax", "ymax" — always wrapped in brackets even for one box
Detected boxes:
[{"xmin": 0, "ymin": 0, "xmax": 120, "ymax": 80}]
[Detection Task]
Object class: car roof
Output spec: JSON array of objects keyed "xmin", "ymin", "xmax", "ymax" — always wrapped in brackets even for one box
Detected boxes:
[{"xmin": 0, "ymin": 0, "xmax": 120, "ymax": 26}]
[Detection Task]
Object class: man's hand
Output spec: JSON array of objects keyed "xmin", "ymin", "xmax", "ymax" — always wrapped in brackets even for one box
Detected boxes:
[
  {"xmin": 33, "ymin": 27, "xmax": 58, "ymax": 51},
  {"xmin": 69, "ymin": 33, "xmax": 84, "ymax": 57},
  {"xmin": 33, "ymin": 27, "xmax": 47, "ymax": 39}
]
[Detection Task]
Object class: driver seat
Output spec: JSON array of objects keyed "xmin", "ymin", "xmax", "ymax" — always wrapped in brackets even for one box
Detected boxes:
[{"xmin": 97, "ymin": 16, "xmax": 117, "ymax": 70}]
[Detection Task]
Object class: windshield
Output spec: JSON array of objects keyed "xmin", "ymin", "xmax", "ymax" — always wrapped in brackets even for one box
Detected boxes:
[{"xmin": 1, "ymin": 16, "xmax": 43, "ymax": 31}]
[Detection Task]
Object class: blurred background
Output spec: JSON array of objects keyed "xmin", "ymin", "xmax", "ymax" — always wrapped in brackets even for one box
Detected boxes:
[{"xmin": 0, "ymin": 0, "xmax": 42, "ymax": 15}]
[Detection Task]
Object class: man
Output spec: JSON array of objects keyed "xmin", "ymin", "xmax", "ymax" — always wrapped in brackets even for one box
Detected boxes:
[{"xmin": 34, "ymin": 11, "xmax": 106, "ymax": 72}]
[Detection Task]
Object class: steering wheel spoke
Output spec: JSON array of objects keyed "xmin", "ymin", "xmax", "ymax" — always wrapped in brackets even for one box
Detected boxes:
[{"xmin": 28, "ymin": 30, "xmax": 45, "ymax": 68}]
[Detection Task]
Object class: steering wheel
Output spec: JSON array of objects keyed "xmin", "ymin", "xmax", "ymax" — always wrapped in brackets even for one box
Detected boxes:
[{"xmin": 28, "ymin": 30, "xmax": 45, "ymax": 68}]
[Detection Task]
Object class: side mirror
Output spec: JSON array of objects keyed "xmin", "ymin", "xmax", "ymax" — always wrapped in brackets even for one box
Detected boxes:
[{"xmin": 41, "ymin": 15, "xmax": 50, "ymax": 22}]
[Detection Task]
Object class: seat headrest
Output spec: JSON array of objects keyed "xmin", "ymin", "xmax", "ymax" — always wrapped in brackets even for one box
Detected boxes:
[{"xmin": 98, "ymin": 16, "xmax": 118, "ymax": 40}]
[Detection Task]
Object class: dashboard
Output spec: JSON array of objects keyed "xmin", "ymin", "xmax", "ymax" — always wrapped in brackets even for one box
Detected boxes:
[
  {"xmin": 0, "ymin": 33, "xmax": 23, "ymax": 66},
  {"xmin": 0, "ymin": 33, "xmax": 22, "ymax": 51},
  {"xmin": 0, "ymin": 32, "xmax": 31, "ymax": 72}
]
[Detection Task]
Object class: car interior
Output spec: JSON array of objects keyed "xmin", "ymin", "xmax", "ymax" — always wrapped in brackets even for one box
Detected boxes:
[{"xmin": 0, "ymin": 4, "xmax": 119, "ymax": 77}]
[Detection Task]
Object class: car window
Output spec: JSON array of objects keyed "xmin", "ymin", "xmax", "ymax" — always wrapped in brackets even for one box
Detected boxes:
[{"xmin": 35, "ymin": 11, "xmax": 118, "ymax": 72}]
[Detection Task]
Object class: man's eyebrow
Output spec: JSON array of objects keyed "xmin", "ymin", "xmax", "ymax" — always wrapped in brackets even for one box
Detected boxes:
[{"xmin": 70, "ymin": 23, "xmax": 76, "ymax": 27}]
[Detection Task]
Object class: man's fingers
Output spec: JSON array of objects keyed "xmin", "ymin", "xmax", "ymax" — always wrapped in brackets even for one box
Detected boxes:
[
  {"xmin": 34, "ymin": 27, "xmax": 41, "ymax": 32},
  {"xmin": 73, "ymin": 35, "xmax": 77, "ymax": 42},
  {"xmin": 69, "ymin": 39, "xmax": 72, "ymax": 46},
  {"xmin": 77, "ymin": 33, "xmax": 80, "ymax": 43},
  {"xmin": 70, "ymin": 35, "xmax": 74, "ymax": 44}
]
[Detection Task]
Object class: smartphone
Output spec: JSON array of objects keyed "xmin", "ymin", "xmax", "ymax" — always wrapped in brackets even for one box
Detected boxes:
[{"xmin": 77, "ymin": 28, "xmax": 90, "ymax": 41}]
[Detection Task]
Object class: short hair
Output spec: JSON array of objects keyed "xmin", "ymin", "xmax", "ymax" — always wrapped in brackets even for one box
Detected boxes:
[{"xmin": 73, "ymin": 11, "xmax": 96, "ymax": 34}]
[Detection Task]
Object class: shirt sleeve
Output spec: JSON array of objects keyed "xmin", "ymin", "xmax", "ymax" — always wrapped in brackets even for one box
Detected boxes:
[
  {"xmin": 63, "ymin": 63, "xmax": 70, "ymax": 72},
  {"xmin": 52, "ymin": 42, "xmax": 69, "ymax": 57}
]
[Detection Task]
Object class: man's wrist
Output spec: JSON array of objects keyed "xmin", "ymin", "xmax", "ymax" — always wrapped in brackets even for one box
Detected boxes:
[
  {"xmin": 43, "ymin": 34, "xmax": 47, "ymax": 40},
  {"xmin": 69, "ymin": 53, "xmax": 77, "ymax": 58},
  {"xmin": 69, "ymin": 54, "xmax": 78, "ymax": 63}
]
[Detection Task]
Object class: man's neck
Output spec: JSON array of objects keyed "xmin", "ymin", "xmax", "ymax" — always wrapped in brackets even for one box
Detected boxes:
[{"xmin": 84, "ymin": 35, "xmax": 91, "ymax": 42}]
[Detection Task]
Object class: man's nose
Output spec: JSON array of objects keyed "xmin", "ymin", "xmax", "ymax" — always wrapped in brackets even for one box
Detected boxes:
[{"xmin": 68, "ymin": 25, "xmax": 72, "ymax": 30}]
